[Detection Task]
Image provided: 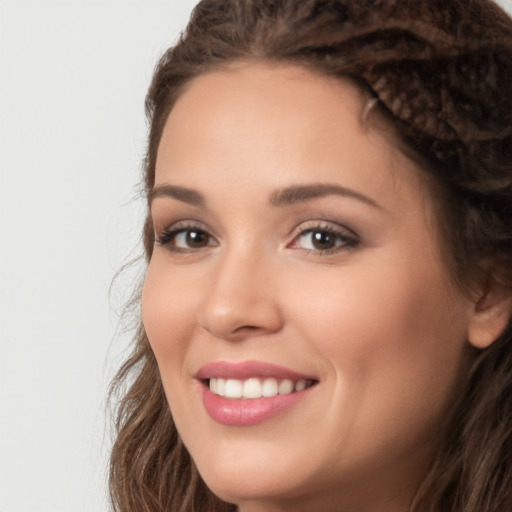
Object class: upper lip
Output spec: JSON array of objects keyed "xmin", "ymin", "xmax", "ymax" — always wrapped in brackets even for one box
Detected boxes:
[{"xmin": 195, "ymin": 360, "xmax": 316, "ymax": 381}]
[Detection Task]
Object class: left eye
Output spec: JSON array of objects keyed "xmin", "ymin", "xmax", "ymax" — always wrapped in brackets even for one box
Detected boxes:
[
  {"xmin": 173, "ymin": 229, "xmax": 212, "ymax": 249},
  {"xmin": 292, "ymin": 228, "xmax": 356, "ymax": 252},
  {"xmin": 157, "ymin": 227, "xmax": 217, "ymax": 251}
]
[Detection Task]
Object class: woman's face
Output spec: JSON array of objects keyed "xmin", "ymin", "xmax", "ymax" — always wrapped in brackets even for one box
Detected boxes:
[{"xmin": 142, "ymin": 63, "xmax": 475, "ymax": 512}]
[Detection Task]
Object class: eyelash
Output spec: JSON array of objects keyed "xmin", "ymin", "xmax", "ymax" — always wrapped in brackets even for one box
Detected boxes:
[
  {"xmin": 155, "ymin": 221, "xmax": 359, "ymax": 255},
  {"xmin": 289, "ymin": 221, "xmax": 359, "ymax": 255},
  {"xmin": 156, "ymin": 221, "xmax": 216, "ymax": 253}
]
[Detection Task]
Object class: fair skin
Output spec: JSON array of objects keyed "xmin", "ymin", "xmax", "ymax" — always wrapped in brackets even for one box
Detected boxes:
[{"xmin": 142, "ymin": 63, "xmax": 501, "ymax": 512}]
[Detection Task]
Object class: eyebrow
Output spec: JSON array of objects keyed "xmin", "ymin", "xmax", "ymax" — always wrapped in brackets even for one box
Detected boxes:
[
  {"xmin": 149, "ymin": 184, "xmax": 206, "ymax": 207},
  {"xmin": 149, "ymin": 182, "xmax": 381, "ymax": 210},
  {"xmin": 269, "ymin": 183, "xmax": 382, "ymax": 209}
]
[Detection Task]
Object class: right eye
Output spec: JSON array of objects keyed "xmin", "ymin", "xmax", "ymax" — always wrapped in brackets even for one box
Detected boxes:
[{"xmin": 156, "ymin": 225, "xmax": 218, "ymax": 252}]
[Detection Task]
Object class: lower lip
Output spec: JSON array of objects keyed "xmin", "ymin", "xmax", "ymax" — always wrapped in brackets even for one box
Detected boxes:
[{"xmin": 201, "ymin": 384, "xmax": 314, "ymax": 426}]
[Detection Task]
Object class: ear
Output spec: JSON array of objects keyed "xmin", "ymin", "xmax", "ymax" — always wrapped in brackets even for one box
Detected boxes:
[{"xmin": 467, "ymin": 279, "xmax": 512, "ymax": 349}]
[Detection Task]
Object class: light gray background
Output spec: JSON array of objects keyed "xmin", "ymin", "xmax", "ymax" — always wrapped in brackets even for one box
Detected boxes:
[
  {"xmin": 1, "ymin": 1, "xmax": 511, "ymax": 511},
  {"xmin": 0, "ymin": 2, "xmax": 198, "ymax": 511}
]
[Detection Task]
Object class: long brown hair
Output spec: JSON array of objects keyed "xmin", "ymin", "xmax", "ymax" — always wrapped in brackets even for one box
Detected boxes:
[{"xmin": 109, "ymin": 1, "xmax": 512, "ymax": 511}]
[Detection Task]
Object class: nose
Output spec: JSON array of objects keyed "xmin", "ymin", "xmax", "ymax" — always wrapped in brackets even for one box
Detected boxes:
[{"xmin": 198, "ymin": 249, "xmax": 284, "ymax": 341}]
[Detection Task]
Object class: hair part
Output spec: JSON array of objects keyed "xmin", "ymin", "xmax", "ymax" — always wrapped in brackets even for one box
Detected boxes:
[{"xmin": 110, "ymin": 1, "xmax": 512, "ymax": 511}]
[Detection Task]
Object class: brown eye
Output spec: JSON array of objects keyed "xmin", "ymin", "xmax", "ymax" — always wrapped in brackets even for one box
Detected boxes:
[
  {"xmin": 157, "ymin": 226, "xmax": 217, "ymax": 251},
  {"xmin": 171, "ymin": 229, "xmax": 213, "ymax": 249},
  {"xmin": 290, "ymin": 224, "xmax": 359, "ymax": 254},
  {"xmin": 183, "ymin": 229, "xmax": 210, "ymax": 248},
  {"xmin": 296, "ymin": 229, "xmax": 345, "ymax": 251},
  {"xmin": 310, "ymin": 231, "xmax": 337, "ymax": 250}
]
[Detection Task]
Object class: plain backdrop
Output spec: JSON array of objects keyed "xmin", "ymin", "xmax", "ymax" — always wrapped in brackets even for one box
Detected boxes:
[
  {"xmin": 0, "ymin": 2, "xmax": 198, "ymax": 511},
  {"xmin": 1, "ymin": 1, "xmax": 511, "ymax": 511}
]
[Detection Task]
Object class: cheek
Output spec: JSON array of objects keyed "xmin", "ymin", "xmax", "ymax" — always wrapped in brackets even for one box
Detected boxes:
[
  {"xmin": 284, "ymin": 251, "xmax": 470, "ymax": 411},
  {"xmin": 290, "ymin": 249, "xmax": 467, "ymax": 353},
  {"xmin": 141, "ymin": 258, "xmax": 207, "ymax": 431},
  {"xmin": 141, "ymin": 257, "xmax": 199, "ymax": 364},
  {"xmin": 280, "ymin": 254, "xmax": 470, "ymax": 466}
]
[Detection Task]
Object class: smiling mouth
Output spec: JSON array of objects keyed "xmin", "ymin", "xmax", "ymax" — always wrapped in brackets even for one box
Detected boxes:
[
  {"xmin": 198, "ymin": 362, "xmax": 319, "ymax": 425},
  {"xmin": 206, "ymin": 377, "xmax": 318, "ymax": 399}
]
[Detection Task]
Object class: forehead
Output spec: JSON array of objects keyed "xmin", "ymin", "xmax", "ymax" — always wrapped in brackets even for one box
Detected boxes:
[
  {"xmin": 155, "ymin": 62, "xmax": 432, "ymax": 213},
  {"xmin": 160, "ymin": 62, "xmax": 367, "ymax": 148}
]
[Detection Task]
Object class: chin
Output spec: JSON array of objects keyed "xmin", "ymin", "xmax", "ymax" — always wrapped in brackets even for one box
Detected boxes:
[{"xmin": 195, "ymin": 453, "xmax": 307, "ymax": 505}]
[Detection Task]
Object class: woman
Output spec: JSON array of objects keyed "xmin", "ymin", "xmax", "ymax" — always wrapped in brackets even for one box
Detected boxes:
[{"xmin": 109, "ymin": 1, "xmax": 512, "ymax": 511}]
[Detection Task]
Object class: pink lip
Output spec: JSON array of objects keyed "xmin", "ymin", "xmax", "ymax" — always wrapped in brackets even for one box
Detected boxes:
[
  {"xmin": 196, "ymin": 361, "xmax": 318, "ymax": 426},
  {"xmin": 195, "ymin": 360, "xmax": 315, "ymax": 380}
]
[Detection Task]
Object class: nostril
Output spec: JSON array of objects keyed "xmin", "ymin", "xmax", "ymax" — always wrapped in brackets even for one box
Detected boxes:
[
  {"xmin": 199, "ymin": 294, "xmax": 284, "ymax": 340},
  {"xmin": 231, "ymin": 325, "xmax": 261, "ymax": 336}
]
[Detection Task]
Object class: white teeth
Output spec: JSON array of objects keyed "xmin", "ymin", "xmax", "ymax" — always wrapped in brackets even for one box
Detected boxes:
[
  {"xmin": 278, "ymin": 379, "xmax": 294, "ymax": 395},
  {"xmin": 217, "ymin": 378, "xmax": 226, "ymax": 396},
  {"xmin": 295, "ymin": 379, "xmax": 306, "ymax": 392},
  {"xmin": 209, "ymin": 377, "xmax": 312, "ymax": 399},
  {"xmin": 262, "ymin": 378, "xmax": 278, "ymax": 397},
  {"xmin": 242, "ymin": 378, "xmax": 262, "ymax": 398},
  {"xmin": 224, "ymin": 379, "xmax": 243, "ymax": 398}
]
